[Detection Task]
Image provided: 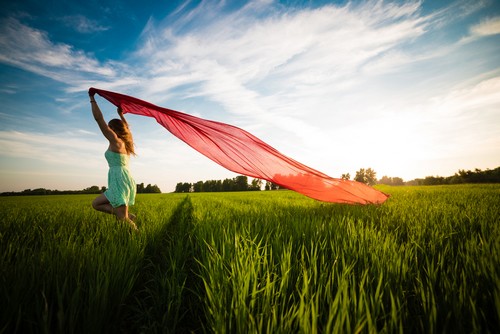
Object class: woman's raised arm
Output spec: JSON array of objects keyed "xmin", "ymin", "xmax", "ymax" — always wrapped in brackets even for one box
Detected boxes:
[
  {"xmin": 89, "ymin": 90, "xmax": 120, "ymax": 144},
  {"xmin": 117, "ymin": 106, "xmax": 129, "ymax": 127}
]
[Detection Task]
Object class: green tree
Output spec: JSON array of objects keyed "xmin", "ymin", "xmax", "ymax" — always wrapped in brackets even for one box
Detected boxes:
[
  {"xmin": 175, "ymin": 182, "xmax": 191, "ymax": 193},
  {"xmin": 193, "ymin": 181, "xmax": 204, "ymax": 192},
  {"xmin": 250, "ymin": 178, "xmax": 262, "ymax": 191},
  {"xmin": 354, "ymin": 168, "xmax": 377, "ymax": 186},
  {"xmin": 203, "ymin": 180, "xmax": 220, "ymax": 192},
  {"xmin": 144, "ymin": 184, "xmax": 161, "ymax": 193},
  {"xmin": 222, "ymin": 178, "xmax": 234, "ymax": 191},
  {"xmin": 234, "ymin": 175, "xmax": 248, "ymax": 191}
]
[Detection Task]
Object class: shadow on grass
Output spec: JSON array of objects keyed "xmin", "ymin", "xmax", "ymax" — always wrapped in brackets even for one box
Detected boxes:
[{"xmin": 121, "ymin": 196, "xmax": 204, "ymax": 333}]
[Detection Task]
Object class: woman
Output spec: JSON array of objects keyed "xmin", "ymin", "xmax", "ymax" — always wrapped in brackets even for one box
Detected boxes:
[{"xmin": 89, "ymin": 89, "xmax": 138, "ymax": 230}]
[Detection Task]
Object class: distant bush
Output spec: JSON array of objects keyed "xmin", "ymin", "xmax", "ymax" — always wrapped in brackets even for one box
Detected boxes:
[{"xmin": 1, "ymin": 182, "xmax": 162, "ymax": 196}]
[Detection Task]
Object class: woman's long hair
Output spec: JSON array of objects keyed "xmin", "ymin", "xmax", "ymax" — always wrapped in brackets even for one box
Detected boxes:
[{"xmin": 108, "ymin": 119, "xmax": 136, "ymax": 155}]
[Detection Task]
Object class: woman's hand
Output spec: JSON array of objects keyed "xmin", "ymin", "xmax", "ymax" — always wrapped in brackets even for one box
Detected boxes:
[{"xmin": 88, "ymin": 87, "xmax": 97, "ymax": 97}]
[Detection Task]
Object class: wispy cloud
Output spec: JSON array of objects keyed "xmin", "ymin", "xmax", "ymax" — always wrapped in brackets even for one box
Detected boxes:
[
  {"xmin": 428, "ymin": 75, "xmax": 500, "ymax": 121},
  {"xmin": 0, "ymin": 84, "xmax": 18, "ymax": 94},
  {"xmin": 0, "ymin": 17, "xmax": 116, "ymax": 82},
  {"xmin": 458, "ymin": 14, "xmax": 500, "ymax": 44},
  {"xmin": 59, "ymin": 15, "xmax": 110, "ymax": 34},
  {"xmin": 413, "ymin": 75, "xmax": 500, "ymax": 166},
  {"xmin": 0, "ymin": 1, "xmax": 483, "ymax": 107},
  {"xmin": 0, "ymin": 130, "xmax": 103, "ymax": 165},
  {"xmin": 470, "ymin": 15, "xmax": 500, "ymax": 37}
]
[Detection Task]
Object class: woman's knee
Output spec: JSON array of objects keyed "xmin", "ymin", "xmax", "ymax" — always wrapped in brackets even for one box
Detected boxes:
[
  {"xmin": 92, "ymin": 198, "xmax": 102, "ymax": 210},
  {"xmin": 92, "ymin": 194, "xmax": 109, "ymax": 210}
]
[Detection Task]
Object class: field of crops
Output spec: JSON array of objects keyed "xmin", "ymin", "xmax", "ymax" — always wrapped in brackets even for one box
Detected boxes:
[{"xmin": 1, "ymin": 184, "xmax": 499, "ymax": 333}]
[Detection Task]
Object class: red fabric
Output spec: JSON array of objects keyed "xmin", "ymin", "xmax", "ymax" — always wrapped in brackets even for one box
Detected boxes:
[{"xmin": 92, "ymin": 88, "xmax": 389, "ymax": 204}]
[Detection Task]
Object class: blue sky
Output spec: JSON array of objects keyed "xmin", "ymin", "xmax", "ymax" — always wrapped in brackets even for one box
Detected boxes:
[{"xmin": 1, "ymin": 0, "xmax": 499, "ymax": 192}]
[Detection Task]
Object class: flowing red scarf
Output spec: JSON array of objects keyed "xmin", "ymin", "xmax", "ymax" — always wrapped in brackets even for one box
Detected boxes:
[{"xmin": 90, "ymin": 88, "xmax": 388, "ymax": 204}]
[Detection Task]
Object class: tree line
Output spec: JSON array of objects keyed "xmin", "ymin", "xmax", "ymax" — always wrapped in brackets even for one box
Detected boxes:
[
  {"xmin": 353, "ymin": 167, "xmax": 500, "ymax": 186},
  {"xmin": 175, "ymin": 175, "xmax": 268, "ymax": 193},
  {"xmin": 3, "ymin": 166, "xmax": 498, "ymax": 196},
  {"xmin": 175, "ymin": 166, "xmax": 500, "ymax": 193},
  {"xmin": 1, "ymin": 183, "xmax": 161, "ymax": 196},
  {"xmin": 403, "ymin": 167, "xmax": 500, "ymax": 186}
]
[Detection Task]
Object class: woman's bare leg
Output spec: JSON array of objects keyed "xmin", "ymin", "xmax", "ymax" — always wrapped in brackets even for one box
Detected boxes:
[
  {"xmin": 113, "ymin": 205, "xmax": 128, "ymax": 219},
  {"xmin": 92, "ymin": 194, "xmax": 113, "ymax": 214},
  {"xmin": 115, "ymin": 205, "xmax": 138, "ymax": 231},
  {"xmin": 92, "ymin": 195, "xmax": 138, "ymax": 231}
]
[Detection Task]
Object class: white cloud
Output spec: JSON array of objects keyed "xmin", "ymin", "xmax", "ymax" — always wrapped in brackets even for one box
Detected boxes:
[
  {"xmin": 0, "ymin": 18, "xmax": 116, "ymax": 82},
  {"xmin": 470, "ymin": 15, "xmax": 500, "ymax": 37},
  {"xmin": 421, "ymin": 74, "xmax": 499, "ymax": 123},
  {"xmin": 0, "ymin": 130, "xmax": 103, "ymax": 166},
  {"xmin": 459, "ymin": 15, "xmax": 500, "ymax": 44}
]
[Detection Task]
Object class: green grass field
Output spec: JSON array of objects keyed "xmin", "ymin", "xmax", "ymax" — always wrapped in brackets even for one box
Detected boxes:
[{"xmin": 1, "ymin": 185, "xmax": 499, "ymax": 333}]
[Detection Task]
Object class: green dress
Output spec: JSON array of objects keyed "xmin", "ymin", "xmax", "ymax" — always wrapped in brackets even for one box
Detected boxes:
[{"xmin": 104, "ymin": 150, "xmax": 136, "ymax": 208}]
